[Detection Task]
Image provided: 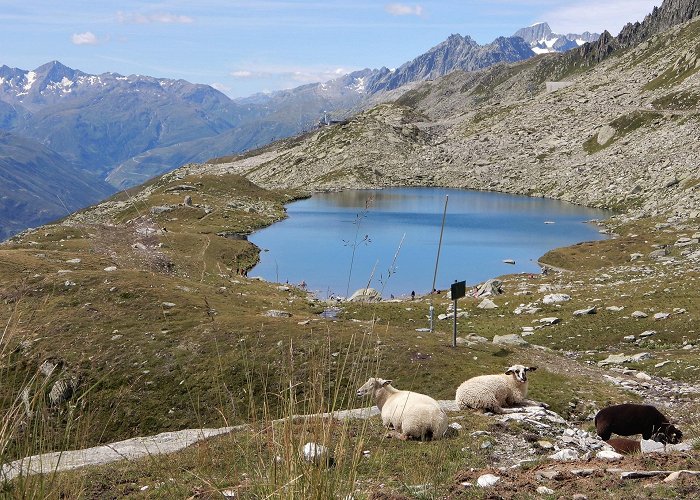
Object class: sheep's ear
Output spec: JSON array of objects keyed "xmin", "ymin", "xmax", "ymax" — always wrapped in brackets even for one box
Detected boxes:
[
  {"xmin": 381, "ymin": 379, "xmax": 392, "ymax": 387},
  {"xmin": 504, "ymin": 368, "xmax": 513, "ymax": 375},
  {"xmin": 527, "ymin": 366, "xmax": 537, "ymax": 372}
]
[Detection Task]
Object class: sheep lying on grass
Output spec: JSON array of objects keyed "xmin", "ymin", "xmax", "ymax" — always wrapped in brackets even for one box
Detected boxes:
[
  {"xmin": 594, "ymin": 403, "xmax": 683, "ymax": 443},
  {"xmin": 356, "ymin": 377, "xmax": 448, "ymax": 441},
  {"xmin": 455, "ymin": 364, "xmax": 545, "ymax": 414}
]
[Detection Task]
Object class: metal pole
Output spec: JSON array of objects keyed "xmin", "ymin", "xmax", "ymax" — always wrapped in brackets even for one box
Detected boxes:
[
  {"xmin": 430, "ymin": 195, "xmax": 449, "ymax": 332},
  {"xmin": 453, "ymin": 296, "xmax": 458, "ymax": 347}
]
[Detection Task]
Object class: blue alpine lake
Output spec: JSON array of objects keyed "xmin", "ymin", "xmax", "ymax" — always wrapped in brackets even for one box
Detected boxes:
[{"xmin": 249, "ymin": 188, "xmax": 612, "ymax": 298}]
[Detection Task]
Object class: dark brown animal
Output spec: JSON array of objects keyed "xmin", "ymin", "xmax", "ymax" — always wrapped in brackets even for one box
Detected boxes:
[
  {"xmin": 606, "ymin": 437, "xmax": 641, "ymax": 455},
  {"xmin": 594, "ymin": 403, "xmax": 682, "ymax": 443}
]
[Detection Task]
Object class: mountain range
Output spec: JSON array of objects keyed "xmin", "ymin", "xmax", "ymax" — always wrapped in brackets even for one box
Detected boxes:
[
  {"xmin": 514, "ymin": 22, "xmax": 599, "ymax": 54},
  {"xmin": 0, "ymin": 23, "xmax": 598, "ymax": 240}
]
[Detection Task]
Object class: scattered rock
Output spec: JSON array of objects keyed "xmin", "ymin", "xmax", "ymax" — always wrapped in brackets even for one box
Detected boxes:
[
  {"xmin": 301, "ymin": 442, "xmax": 333, "ymax": 467},
  {"xmin": 596, "ymin": 450, "xmax": 623, "ymax": 461},
  {"xmin": 537, "ymin": 440, "xmax": 554, "ymax": 450},
  {"xmin": 514, "ymin": 303, "xmax": 541, "ymax": 314},
  {"xmin": 263, "ymin": 310, "xmax": 292, "ymax": 318},
  {"xmin": 631, "ymin": 311, "xmax": 648, "ymax": 318},
  {"xmin": 606, "ymin": 306, "xmax": 625, "ymax": 312},
  {"xmin": 653, "ymin": 312, "xmax": 670, "ymax": 320},
  {"xmin": 348, "ymin": 288, "xmax": 381, "ymax": 303},
  {"xmin": 620, "ymin": 470, "xmax": 670, "ymax": 479},
  {"xmin": 539, "ymin": 317, "xmax": 560, "ymax": 325},
  {"xmin": 549, "ymin": 448, "xmax": 579, "ymax": 461},
  {"xmin": 573, "ymin": 306, "xmax": 597, "ymax": 316},
  {"xmin": 477, "ymin": 298, "xmax": 498, "ymax": 309},
  {"xmin": 648, "ymin": 248, "xmax": 669, "ymax": 260},
  {"xmin": 48, "ymin": 378, "xmax": 75, "ymax": 406},
  {"xmin": 543, "ymin": 293, "xmax": 570, "ymax": 304},
  {"xmin": 493, "ymin": 334, "xmax": 529, "ymax": 346},
  {"xmin": 571, "ymin": 469, "xmax": 596, "ymax": 477},
  {"xmin": 536, "ymin": 486, "xmax": 555, "ymax": 495},
  {"xmin": 599, "ymin": 354, "xmax": 632, "ymax": 366},
  {"xmin": 475, "ymin": 279, "xmax": 503, "ymax": 297},
  {"xmin": 476, "ymin": 474, "xmax": 500, "ymax": 487},
  {"xmin": 104, "ymin": 266, "xmax": 117, "ymax": 272},
  {"xmin": 536, "ymin": 469, "xmax": 562, "ymax": 481}
]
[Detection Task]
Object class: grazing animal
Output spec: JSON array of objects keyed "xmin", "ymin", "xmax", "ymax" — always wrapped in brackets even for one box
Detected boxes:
[
  {"xmin": 455, "ymin": 365, "xmax": 544, "ymax": 414},
  {"xmin": 594, "ymin": 403, "xmax": 682, "ymax": 443},
  {"xmin": 356, "ymin": 377, "xmax": 448, "ymax": 441},
  {"xmin": 606, "ymin": 437, "xmax": 641, "ymax": 455}
]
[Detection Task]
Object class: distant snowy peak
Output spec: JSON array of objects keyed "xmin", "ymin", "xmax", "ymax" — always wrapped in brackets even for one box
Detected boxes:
[{"xmin": 513, "ymin": 22, "xmax": 599, "ymax": 54}]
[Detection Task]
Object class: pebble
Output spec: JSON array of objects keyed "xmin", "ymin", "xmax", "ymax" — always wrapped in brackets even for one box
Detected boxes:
[{"xmin": 536, "ymin": 486, "xmax": 555, "ymax": 495}]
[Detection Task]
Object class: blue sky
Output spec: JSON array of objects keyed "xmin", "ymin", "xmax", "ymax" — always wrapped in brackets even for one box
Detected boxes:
[{"xmin": 0, "ymin": 1, "xmax": 660, "ymax": 98}]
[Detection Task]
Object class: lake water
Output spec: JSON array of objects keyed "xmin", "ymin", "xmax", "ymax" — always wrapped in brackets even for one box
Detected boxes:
[{"xmin": 249, "ymin": 188, "xmax": 612, "ymax": 298}]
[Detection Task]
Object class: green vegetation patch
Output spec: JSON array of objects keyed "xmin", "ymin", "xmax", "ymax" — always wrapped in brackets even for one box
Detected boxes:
[
  {"xmin": 583, "ymin": 111, "xmax": 664, "ymax": 154},
  {"xmin": 651, "ymin": 89, "xmax": 700, "ymax": 110},
  {"xmin": 644, "ymin": 45, "xmax": 700, "ymax": 91}
]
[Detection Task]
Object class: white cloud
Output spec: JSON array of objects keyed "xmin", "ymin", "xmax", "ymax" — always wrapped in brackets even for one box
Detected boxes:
[
  {"xmin": 230, "ymin": 66, "xmax": 352, "ymax": 84},
  {"xmin": 71, "ymin": 32, "xmax": 99, "ymax": 45},
  {"xmin": 543, "ymin": 0, "xmax": 659, "ymax": 35},
  {"xmin": 231, "ymin": 70, "xmax": 254, "ymax": 78},
  {"xmin": 116, "ymin": 11, "xmax": 194, "ymax": 24},
  {"xmin": 385, "ymin": 3, "xmax": 424, "ymax": 17}
]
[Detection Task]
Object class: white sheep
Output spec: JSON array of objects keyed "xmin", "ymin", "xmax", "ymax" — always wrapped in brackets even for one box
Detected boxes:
[
  {"xmin": 356, "ymin": 377, "xmax": 448, "ymax": 440},
  {"xmin": 455, "ymin": 364, "xmax": 545, "ymax": 414}
]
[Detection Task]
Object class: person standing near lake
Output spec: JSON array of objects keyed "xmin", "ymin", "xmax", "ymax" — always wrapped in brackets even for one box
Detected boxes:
[{"xmin": 411, "ymin": 290, "xmax": 415, "ymax": 300}]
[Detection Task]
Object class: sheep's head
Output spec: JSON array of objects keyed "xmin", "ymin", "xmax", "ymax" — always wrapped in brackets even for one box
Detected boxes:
[
  {"xmin": 653, "ymin": 423, "xmax": 683, "ymax": 444},
  {"xmin": 504, "ymin": 365, "xmax": 536, "ymax": 383},
  {"xmin": 356, "ymin": 377, "xmax": 391, "ymax": 398}
]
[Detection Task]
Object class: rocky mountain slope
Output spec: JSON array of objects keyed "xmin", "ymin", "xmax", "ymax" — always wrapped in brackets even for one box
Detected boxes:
[{"xmin": 206, "ymin": 9, "xmax": 699, "ymax": 221}]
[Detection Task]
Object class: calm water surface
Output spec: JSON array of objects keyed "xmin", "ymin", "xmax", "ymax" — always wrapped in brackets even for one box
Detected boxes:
[{"xmin": 249, "ymin": 188, "xmax": 612, "ymax": 298}]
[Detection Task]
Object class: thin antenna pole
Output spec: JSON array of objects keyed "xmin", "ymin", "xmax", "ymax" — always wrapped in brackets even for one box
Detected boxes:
[{"xmin": 429, "ymin": 195, "xmax": 449, "ymax": 332}]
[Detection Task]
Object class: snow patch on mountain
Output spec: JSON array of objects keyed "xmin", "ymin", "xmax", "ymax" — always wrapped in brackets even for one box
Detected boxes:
[
  {"xmin": 23, "ymin": 71, "xmax": 36, "ymax": 91},
  {"xmin": 351, "ymin": 76, "xmax": 366, "ymax": 94}
]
